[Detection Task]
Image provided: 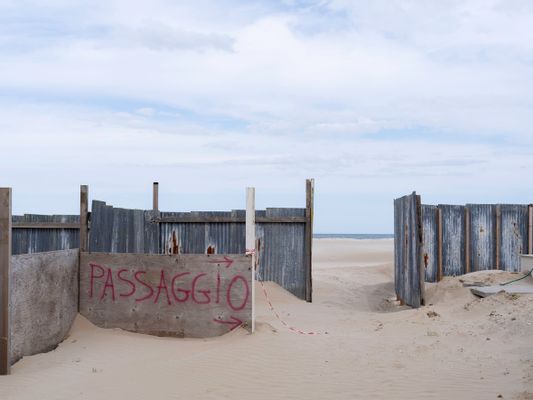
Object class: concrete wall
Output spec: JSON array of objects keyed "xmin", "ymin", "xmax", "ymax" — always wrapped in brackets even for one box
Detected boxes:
[
  {"xmin": 10, "ymin": 249, "xmax": 79, "ymax": 365},
  {"xmin": 79, "ymin": 252, "xmax": 252, "ymax": 338}
]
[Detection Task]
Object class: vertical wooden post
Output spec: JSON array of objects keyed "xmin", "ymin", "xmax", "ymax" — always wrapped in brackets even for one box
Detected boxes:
[
  {"xmin": 153, "ymin": 182, "xmax": 159, "ymax": 213},
  {"xmin": 527, "ymin": 204, "xmax": 533, "ymax": 254},
  {"xmin": 495, "ymin": 205, "xmax": 501, "ymax": 270},
  {"xmin": 305, "ymin": 179, "xmax": 314, "ymax": 302},
  {"xmin": 465, "ymin": 207, "xmax": 470, "ymax": 274},
  {"xmin": 437, "ymin": 207, "xmax": 443, "ymax": 281},
  {"xmin": 245, "ymin": 187, "xmax": 255, "ymax": 333},
  {"xmin": 0, "ymin": 188, "xmax": 12, "ymax": 375},
  {"xmin": 80, "ymin": 185, "xmax": 89, "ymax": 253}
]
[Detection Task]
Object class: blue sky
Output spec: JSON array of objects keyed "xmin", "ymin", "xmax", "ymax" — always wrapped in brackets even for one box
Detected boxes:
[{"xmin": 1, "ymin": 0, "xmax": 533, "ymax": 233}]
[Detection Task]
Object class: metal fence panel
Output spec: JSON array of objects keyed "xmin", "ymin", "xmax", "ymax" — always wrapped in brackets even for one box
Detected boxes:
[
  {"xmin": 12, "ymin": 215, "xmax": 79, "ymax": 255},
  {"xmin": 468, "ymin": 204, "xmax": 495, "ymax": 271},
  {"xmin": 439, "ymin": 204, "xmax": 466, "ymax": 277},
  {"xmin": 394, "ymin": 193, "xmax": 423, "ymax": 307},
  {"xmin": 500, "ymin": 204, "xmax": 528, "ymax": 272}
]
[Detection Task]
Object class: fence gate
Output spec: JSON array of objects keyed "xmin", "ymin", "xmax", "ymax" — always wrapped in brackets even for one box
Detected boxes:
[{"xmin": 394, "ymin": 192, "xmax": 424, "ymax": 307}]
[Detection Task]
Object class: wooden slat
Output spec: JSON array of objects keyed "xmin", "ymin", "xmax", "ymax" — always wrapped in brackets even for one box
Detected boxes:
[
  {"xmin": 304, "ymin": 178, "xmax": 314, "ymax": 302},
  {"xmin": 153, "ymin": 182, "xmax": 159, "ymax": 213},
  {"xmin": 0, "ymin": 188, "xmax": 11, "ymax": 375},
  {"xmin": 80, "ymin": 185, "xmax": 89, "ymax": 252},
  {"xmin": 246, "ymin": 187, "xmax": 255, "ymax": 333},
  {"xmin": 12, "ymin": 222, "xmax": 80, "ymax": 229}
]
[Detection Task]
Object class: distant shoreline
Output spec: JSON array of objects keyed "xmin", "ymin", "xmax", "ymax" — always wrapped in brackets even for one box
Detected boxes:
[{"xmin": 314, "ymin": 234, "xmax": 393, "ymax": 239}]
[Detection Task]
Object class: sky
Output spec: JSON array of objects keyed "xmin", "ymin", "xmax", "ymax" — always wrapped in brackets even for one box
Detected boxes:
[{"xmin": 1, "ymin": 0, "xmax": 533, "ymax": 233}]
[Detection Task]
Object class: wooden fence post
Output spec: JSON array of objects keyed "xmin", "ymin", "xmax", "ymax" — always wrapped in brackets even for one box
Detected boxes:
[
  {"xmin": 246, "ymin": 187, "xmax": 255, "ymax": 333},
  {"xmin": 305, "ymin": 179, "xmax": 314, "ymax": 302},
  {"xmin": 0, "ymin": 188, "xmax": 12, "ymax": 375},
  {"xmin": 153, "ymin": 182, "xmax": 159, "ymax": 213},
  {"xmin": 80, "ymin": 185, "xmax": 89, "ymax": 253}
]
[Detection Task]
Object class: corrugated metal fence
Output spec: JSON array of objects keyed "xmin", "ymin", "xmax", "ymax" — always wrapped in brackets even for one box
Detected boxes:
[
  {"xmin": 395, "ymin": 192, "xmax": 533, "ymax": 307},
  {"xmin": 394, "ymin": 192, "xmax": 424, "ymax": 307},
  {"xmin": 87, "ymin": 201, "xmax": 309, "ymax": 300},
  {"xmin": 10, "ymin": 181, "xmax": 314, "ymax": 302}
]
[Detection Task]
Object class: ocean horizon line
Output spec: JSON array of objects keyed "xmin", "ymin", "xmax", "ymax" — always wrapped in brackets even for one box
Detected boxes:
[{"xmin": 314, "ymin": 233, "xmax": 394, "ymax": 239}]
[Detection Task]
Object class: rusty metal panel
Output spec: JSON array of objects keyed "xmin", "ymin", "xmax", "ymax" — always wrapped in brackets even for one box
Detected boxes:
[
  {"xmin": 421, "ymin": 205, "xmax": 438, "ymax": 282},
  {"xmin": 499, "ymin": 204, "xmax": 528, "ymax": 272},
  {"xmin": 89, "ymin": 201, "xmax": 158, "ymax": 254},
  {"xmin": 394, "ymin": 193, "xmax": 423, "ymax": 307},
  {"xmin": 257, "ymin": 208, "xmax": 306, "ymax": 300},
  {"xmin": 439, "ymin": 204, "xmax": 466, "ymax": 277},
  {"xmin": 12, "ymin": 215, "xmax": 79, "ymax": 255},
  {"xmin": 467, "ymin": 204, "xmax": 495, "ymax": 271},
  {"xmin": 89, "ymin": 202, "xmax": 308, "ymax": 300}
]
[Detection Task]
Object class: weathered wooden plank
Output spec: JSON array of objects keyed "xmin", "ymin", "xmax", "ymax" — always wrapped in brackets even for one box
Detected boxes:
[
  {"xmin": 499, "ymin": 204, "xmax": 528, "ymax": 272},
  {"xmin": 152, "ymin": 182, "xmax": 159, "ymax": 212},
  {"xmin": 79, "ymin": 252, "xmax": 252, "ymax": 338},
  {"xmin": 439, "ymin": 204, "xmax": 466, "ymax": 276},
  {"xmin": 421, "ymin": 205, "xmax": 438, "ymax": 282},
  {"xmin": 12, "ymin": 222, "xmax": 80, "ymax": 229},
  {"xmin": 467, "ymin": 204, "xmax": 495, "ymax": 271},
  {"xmin": 246, "ymin": 187, "xmax": 255, "ymax": 333},
  {"xmin": 80, "ymin": 185, "xmax": 88, "ymax": 252},
  {"xmin": 0, "ymin": 188, "xmax": 11, "ymax": 375}
]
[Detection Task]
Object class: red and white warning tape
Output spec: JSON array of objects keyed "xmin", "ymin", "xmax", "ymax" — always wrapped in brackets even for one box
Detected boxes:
[{"xmin": 258, "ymin": 279, "xmax": 322, "ymax": 336}]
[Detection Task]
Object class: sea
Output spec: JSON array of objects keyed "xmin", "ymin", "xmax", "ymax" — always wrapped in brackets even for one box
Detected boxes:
[{"xmin": 314, "ymin": 234, "xmax": 393, "ymax": 239}]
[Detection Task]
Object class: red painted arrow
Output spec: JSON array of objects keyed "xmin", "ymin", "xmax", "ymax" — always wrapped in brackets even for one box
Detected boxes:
[
  {"xmin": 207, "ymin": 256, "xmax": 234, "ymax": 268},
  {"xmin": 212, "ymin": 316, "xmax": 243, "ymax": 331}
]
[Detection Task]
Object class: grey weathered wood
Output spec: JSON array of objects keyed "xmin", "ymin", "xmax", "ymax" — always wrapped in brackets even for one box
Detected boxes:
[
  {"xmin": 0, "ymin": 188, "xmax": 11, "ymax": 375},
  {"xmin": 246, "ymin": 187, "xmax": 255, "ymax": 333},
  {"xmin": 153, "ymin": 182, "xmax": 159, "ymax": 212},
  {"xmin": 79, "ymin": 252, "xmax": 252, "ymax": 338},
  {"xmin": 80, "ymin": 185, "xmax": 89, "ymax": 252},
  {"xmin": 12, "ymin": 222, "xmax": 80, "ymax": 229},
  {"xmin": 304, "ymin": 178, "xmax": 314, "ymax": 302}
]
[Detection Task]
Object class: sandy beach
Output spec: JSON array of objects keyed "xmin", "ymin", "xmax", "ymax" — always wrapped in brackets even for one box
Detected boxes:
[{"xmin": 1, "ymin": 238, "xmax": 532, "ymax": 399}]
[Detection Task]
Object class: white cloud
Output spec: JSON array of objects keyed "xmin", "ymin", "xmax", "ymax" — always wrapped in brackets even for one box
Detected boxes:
[{"xmin": 1, "ymin": 0, "xmax": 532, "ymax": 231}]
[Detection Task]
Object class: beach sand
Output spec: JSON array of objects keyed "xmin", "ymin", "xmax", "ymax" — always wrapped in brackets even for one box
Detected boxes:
[{"xmin": 1, "ymin": 238, "xmax": 532, "ymax": 399}]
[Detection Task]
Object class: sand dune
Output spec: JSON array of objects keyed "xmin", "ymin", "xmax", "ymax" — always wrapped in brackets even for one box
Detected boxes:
[{"xmin": 1, "ymin": 238, "xmax": 532, "ymax": 399}]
